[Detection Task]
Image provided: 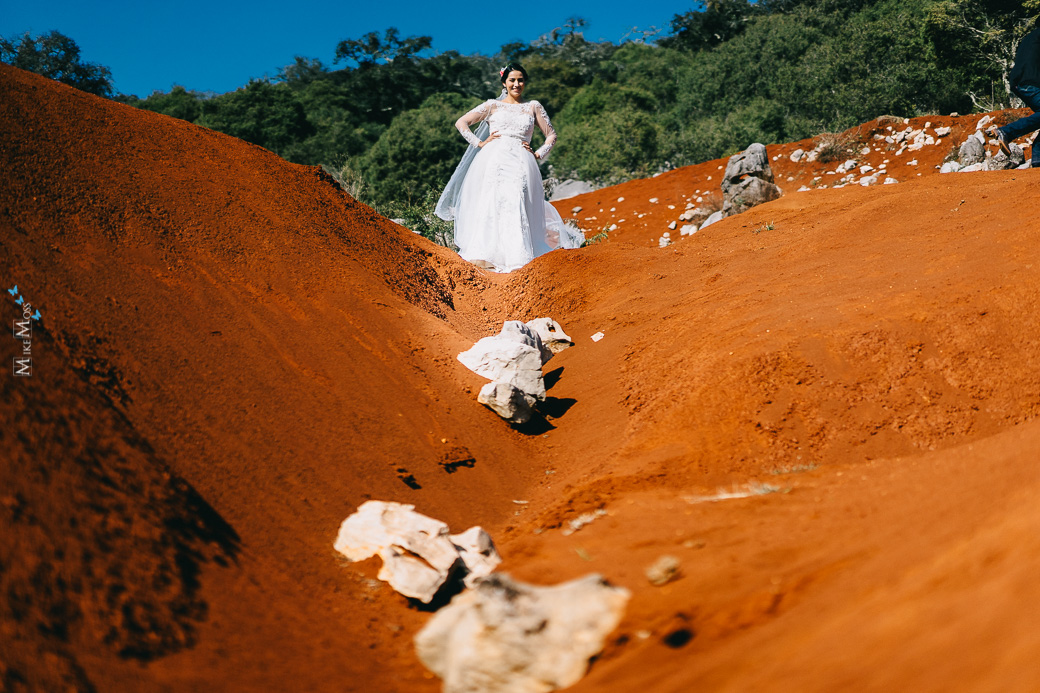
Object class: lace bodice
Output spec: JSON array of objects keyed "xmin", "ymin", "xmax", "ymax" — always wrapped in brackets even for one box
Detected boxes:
[{"xmin": 455, "ymin": 99, "xmax": 557, "ymax": 159}]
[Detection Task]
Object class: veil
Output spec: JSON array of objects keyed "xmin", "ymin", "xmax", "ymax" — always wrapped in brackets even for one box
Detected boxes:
[{"xmin": 434, "ymin": 88, "xmax": 508, "ymax": 221}]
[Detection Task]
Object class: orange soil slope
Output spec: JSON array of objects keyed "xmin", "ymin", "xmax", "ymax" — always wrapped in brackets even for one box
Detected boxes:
[
  {"xmin": 4, "ymin": 62, "xmax": 1040, "ymax": 692},
  {"xmin": 0, "ymin": 64, "xmax": 537, "ymax": 692}
]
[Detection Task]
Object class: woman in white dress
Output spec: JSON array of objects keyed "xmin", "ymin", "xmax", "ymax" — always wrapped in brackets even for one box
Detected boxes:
[{"xmin": 435, "ymin": 63, "xmax": 579, "ymax": 272}]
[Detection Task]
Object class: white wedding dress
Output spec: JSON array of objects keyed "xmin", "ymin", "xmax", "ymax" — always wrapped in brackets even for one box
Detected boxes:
[{"xmin": 445, "ymin": 99, "xmax": 581, "ymax": 272}]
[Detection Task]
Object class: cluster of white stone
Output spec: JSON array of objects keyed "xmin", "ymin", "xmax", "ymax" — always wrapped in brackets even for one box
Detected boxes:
[
  {"xmin": 940, "ymin": 114, "xmax": 1035, "ymax": 173},
  {"xmin": 334, "ymin": 501, "xmax": 630, "ymax": 692},
  {"xmin": 457, "ymin": 318, "xmax": 573, "ymax": 424}
]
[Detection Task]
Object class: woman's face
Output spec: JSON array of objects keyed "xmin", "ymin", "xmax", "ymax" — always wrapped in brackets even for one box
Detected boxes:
[{"xmin": 503, "ymin": 70, "xmax": 525, "ymax": 99}]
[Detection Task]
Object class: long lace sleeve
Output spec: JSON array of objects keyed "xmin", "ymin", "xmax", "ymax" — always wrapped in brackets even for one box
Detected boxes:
[
  {"xmin": 533, "ymin": 101, "xmax": 557, "ymax": 160},
  {"xmin": 455, "ymin": 100, "xmax": 492, "ymax": 148}
]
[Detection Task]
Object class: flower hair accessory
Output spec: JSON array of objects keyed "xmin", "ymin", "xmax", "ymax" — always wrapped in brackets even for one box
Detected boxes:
[{"xmin": 499, "ymin": 66, "xmax": 506, "ymax": 77}]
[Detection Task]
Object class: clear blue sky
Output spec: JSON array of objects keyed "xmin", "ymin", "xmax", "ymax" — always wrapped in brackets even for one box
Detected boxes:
[{"xmin": 4, "ymin": 0, "xmax": 693, "ymax": 96}]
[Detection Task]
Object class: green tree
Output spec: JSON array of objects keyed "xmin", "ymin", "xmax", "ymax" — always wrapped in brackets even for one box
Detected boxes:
[
  {"xmin": 196, "ymin": 80, "xmax": 314, "ymax": 155},
  {"xmin": 334, "ymin": 27, "xmax": 433, "ymax": 68},
  {"xmin": 926, "ymin": 0, "xmax": 1040, "ymax": 107},
  {"xmin": 0, "ymin": 30, "xmax": 113, "ymax": 97},
  {"xmin": 357, "ymin": 92, "xmax": 472, "ymax": 205},
  {"xmin": 135, "ymin": 85, "xmax": 205, "ymax": 122},
  {"xmin": 659, "ymin": 0, "xmax": 762, "ymax": 52},
  {"xmin": 554, "ymin": 102, "xmax": 661, "ymax": 182}
]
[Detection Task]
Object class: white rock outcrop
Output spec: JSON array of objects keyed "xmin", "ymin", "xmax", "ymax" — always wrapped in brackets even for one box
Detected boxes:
[
  {"xmin": 477, "ymin": 381, "xmax": 537, "ymax": 425},
  {"xmin": 449, "ymin": 526, "xmax": 502, "ymax": 588},
  {"xmin": 460, "ymin": 319, "xmax": 572, "ymax": 423},
  {"xmin": 721, "ymin": 143, "xmax": 782, "ymax": 215},
  {"xmin": 415, "ymin": 573, "xmax": 630, "ymax": 693},
  {"xmin": 700, "ymin": 210, "xmax": 725, "ymax": 230},
  {"xmin": 525, "ymin": 317, "xmax": 574, "ymax": 355},
  {"xmin": 334, "ymin": 501, "xmax": 501, "ymax": 603},
  {"xmin": 458, "ymin": 321, "xmax": 548, "ymax": 401}
]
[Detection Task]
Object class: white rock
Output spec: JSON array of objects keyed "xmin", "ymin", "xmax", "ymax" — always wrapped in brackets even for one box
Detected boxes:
[
  {"xmin": 680, "ymin": 224, "xmax": 698, "ymax": 236},
  {"xmin": 668, "ymin": 220, "xmax": 677, "ymax": 230},
  {"xmin": 571, "ymin": 206, "xmax": 582, "ymax": 214},
  {"xmin": 525, "ymin": 317, "xmax": 574, "ymax": 354},
  {"xmin": 458, "ymin": 322, "xmax": 547, "ymax": 401},
  {"xmin": 906, "ymin": 159, "xmax": 918, "ymax": 166},
  {"xmin": 608, "ymin": 224, "xmax": 617, "ymax": 231},
  {"xmin": 450, "ymin": 526, "xmax": 502, "ymax": 588},
  {"xmin": 790, "ymin": 148, "xmax": 806, "ymax": 162},
  {"xmin": 700, "ymin": 210, "xmax": 725, "ymax": 230},
  {"xmin": 415, "ymin": 573, "xmax": 630, "ymax": 693},
  {"xmin": 859, "ymin": 164, "xmax": 874, "ymax": 174},
  {"xmin": 940, "ymin": 161, "xmax": 962, "ymax": 174},
  {"xmin": 590, "ymin": 332, "xmax": 604, "ymax": 342},
  {"xmin": 617, "ymin": 197, "xmax": 624, "ymax": 202},
  {"xmin": 976, "ymin": 115, "xmax": 994, "ymax": 131},
  {"xmin": 797, "ymin": 185, "xmax": 811, "ymax": 192},
  {"xmin": 478, "ymin": 381, "xmax": 536, "ymax": 424},
  {"xmin": 883, "ymin": 177, "xmax": 899, "ymax": 185},
  {"xmin": 649, "ymin": 197, "xmax": 659, "ymax": 203},
  {"xmin": 861, "ymin": 146, "xmax": 871, "ymax": 155},
  {"xmin": 333, "ymin": 501, "xmax": 463, "ymax": 603},
  {"xmin": 549, "ymin": 180, "xmax": 595, "ymax": 201},
  {"xmin": 959, "ymin": 162, "xmax": 986, "ymax": 173}
]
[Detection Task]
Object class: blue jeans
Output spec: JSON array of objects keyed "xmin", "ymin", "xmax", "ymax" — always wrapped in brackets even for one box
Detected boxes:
[{"xmin": 999, "ymin": 84, "xmax": 1040, "ymax": 167}]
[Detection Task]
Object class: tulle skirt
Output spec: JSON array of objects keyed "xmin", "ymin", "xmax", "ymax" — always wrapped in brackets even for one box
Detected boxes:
[{"xmin": 453, "ymin": 137, "xmax": 572, "ymax": 273}]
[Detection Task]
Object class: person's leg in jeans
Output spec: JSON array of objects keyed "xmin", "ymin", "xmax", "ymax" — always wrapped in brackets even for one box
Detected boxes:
[{"xmin": 998, "ymin": 84, "xmax": 1040, "ymax": 167}]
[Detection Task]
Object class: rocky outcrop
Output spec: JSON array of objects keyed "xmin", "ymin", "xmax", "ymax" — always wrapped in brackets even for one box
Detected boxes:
[
  {"xmin": 415, "ymin": 573, "xmax": 630, "ymax": 693},
  {"xmin": 333, "ymin": 501, "xmax": 500, "ymax": 603},
  {"xmin": 524, "ymin": 317, "xmax": 574, "ymax": 355},
  {"xmin": 721, "ymin": 143, "xmax": 782, "ymax": 216},
  {"xmin": 958, "ymin": 133, "xmax": 985, "ymax": 167},
  {"xmin": 459, "ymin": 319, "xmax": 571, "ymax": 424}
]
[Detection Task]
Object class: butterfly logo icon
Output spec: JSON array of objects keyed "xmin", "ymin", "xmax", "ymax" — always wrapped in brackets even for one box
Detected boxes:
[
  {"xmin": 15, "ymin": 295, "xmax": 24, "ymax": 306},
  {"xmin": 7, "ymin": 285, "xmax": 17, "ymax": 297},
  {"xmin": 32, "ymin": 310, "xmax": 41, "ymax": 321}
]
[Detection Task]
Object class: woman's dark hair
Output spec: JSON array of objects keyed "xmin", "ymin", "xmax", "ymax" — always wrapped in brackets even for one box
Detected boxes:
[{"xmin": 499, "ymin": 62, "xmax": 529, "ymax": 83}]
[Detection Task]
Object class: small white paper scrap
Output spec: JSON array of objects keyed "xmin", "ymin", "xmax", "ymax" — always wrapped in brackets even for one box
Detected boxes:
[{"xmin": 591, "ymin": 332, "xmax": 605, "ymax": 342}]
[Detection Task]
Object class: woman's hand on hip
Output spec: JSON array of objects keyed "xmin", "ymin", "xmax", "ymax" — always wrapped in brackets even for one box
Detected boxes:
[
  {"xmin": 479, "ymin": 131, "xmax": 500, "ymax": 147},
  {"xmin": 523, "ymin": 141, "xmax": 538, "ymax": 159}
]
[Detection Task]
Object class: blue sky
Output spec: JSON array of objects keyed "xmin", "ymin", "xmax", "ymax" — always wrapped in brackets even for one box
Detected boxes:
[{"xmin": 4, "ymin": 0, "xmax": 692, "ymax": 96}]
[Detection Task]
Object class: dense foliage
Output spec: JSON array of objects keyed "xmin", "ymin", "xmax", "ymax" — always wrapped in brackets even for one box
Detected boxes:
[
  {"xmin": 1, "ymin": 31, "xmax": 113, "ymax": 97},
  {"xmin": 5, "ymin": 1, "xmax": 1037, "ymax": 243}
]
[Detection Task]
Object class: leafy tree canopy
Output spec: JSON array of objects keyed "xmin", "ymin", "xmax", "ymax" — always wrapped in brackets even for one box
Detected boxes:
[
  {"xmin": 334, "ymin": 27, "xmax": 433, "ymax": 69},
  {"xmin": 0, "ymin": 30, "xmax": 113, "ymax": 97}
]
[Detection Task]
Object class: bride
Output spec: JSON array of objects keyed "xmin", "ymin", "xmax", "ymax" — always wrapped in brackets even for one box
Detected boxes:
[{"xmin": 435, "ymin": 62, "xmax": 582, "ymax": 272}]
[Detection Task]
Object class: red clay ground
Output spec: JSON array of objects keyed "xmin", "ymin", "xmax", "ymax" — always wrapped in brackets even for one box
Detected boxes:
[{"xmin": 3, "ymin": 63, "xmax": 1040, "ymax": 692}]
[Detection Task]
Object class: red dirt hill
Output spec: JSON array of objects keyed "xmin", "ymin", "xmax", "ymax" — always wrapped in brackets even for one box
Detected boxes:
[{"xmin": 4, "ymin": 63, "xmax": 1040, "ymax": 692}]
